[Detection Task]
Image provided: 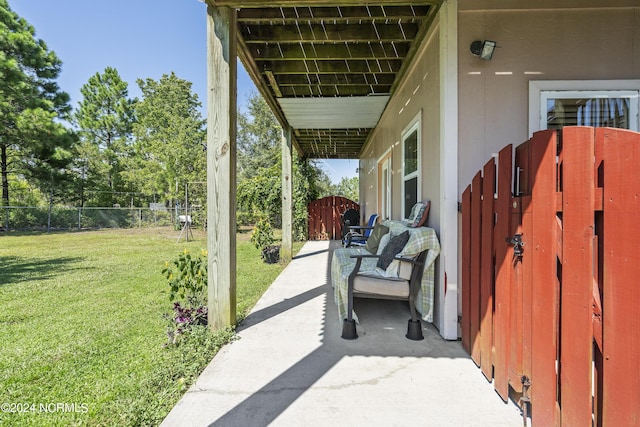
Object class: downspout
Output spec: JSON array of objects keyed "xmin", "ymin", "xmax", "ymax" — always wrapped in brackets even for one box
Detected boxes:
[{"xmin": 439, "ymin": 0, "xmax": 460, "ymax": 340}]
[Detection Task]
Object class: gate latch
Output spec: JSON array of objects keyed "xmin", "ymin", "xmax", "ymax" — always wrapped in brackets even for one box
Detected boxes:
[{"xmin": 506, "ymin": 233, "xmax": 525, "ymax": 257}]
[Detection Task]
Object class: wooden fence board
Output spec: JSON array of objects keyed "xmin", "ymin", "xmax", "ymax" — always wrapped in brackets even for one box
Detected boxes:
[
  {"xmin": 461, "ymin": 127, "xmax": 640, "ymax": 425},
  {"xmin": 602, "ymin": 128, "xmax": 640, "ymax": 427},
  {"xmin": 593, "ymin": 128, "xmax": 606, "ymax": 427},
  {"xmin": 493, "ymin": 144, "xmax": 512, "ymax": 401},
  {"xmin": 529, "ymin": 130, "xmax": 559, "ymax": 427},
  {"xmin": 470, "ymin": 171, "xmax": 483, "ymax": 365},
  {"xmin": 461, "ymin": 185, "xmax": 472, "ymax": 353},
  {"xmin": 560, "ymin": 126, "xmax": 594, "ymax": 426},
  {"xmin": 480, "ymin": 159, "xmax": 496, "ymax": 381},
  {"xmin": 510, "ymin": 139, "xmax": 530, "ymax": 392},
  {"xmin": 509, "ymin": 199, "xmax": 525, "ymax": 392},
  {"xmin": 307, "ymin": 196, "xmax": 358, "ymax": 240}
]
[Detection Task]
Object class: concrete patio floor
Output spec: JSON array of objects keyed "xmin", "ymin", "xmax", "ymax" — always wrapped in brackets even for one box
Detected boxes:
[{"xmin": 161, "ymin": 240, "xmax": 525, "ymax": 427}]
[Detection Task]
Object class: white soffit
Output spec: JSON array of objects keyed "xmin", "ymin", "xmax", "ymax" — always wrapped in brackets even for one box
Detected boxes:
[{"xmin": 277, "ymin": 96, "xmax": 390, "ymax": 129}]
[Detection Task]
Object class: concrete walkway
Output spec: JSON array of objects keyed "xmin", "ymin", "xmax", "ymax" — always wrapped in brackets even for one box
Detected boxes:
[{"xmin": 161, "ymin": 240, "xmax": 524, "ymax": 427}]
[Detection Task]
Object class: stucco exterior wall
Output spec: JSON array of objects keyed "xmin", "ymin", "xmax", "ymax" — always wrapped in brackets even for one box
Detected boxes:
[
  {"xmin": 359, "ymin": 25, "xmax": 442, "ymax": 234},
  {"xmin": 458, "ymin": 5, "xmax": 640, "ymax": 188},
  {"xmin": 358, "ymin": 2, "xmax": 639, "ymax": 339},
  {"xmin": 358, "ymin": 20, "xmax": 446, "ymax": 332}
]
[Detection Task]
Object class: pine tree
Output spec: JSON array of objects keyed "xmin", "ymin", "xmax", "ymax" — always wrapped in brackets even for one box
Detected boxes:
[
  {"xmin": 74, "ymin": 67, "xmax": 136, "ymax": 206},
  {"xmin": 0, "ymin": 0, "xmax": 74, "ymax": 207}
]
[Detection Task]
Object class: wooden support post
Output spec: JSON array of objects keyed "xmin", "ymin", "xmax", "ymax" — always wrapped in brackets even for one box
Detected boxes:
[
  {"xmin": 281, "ymin": 126, "xmax": 293, "ymax": 262},
  {"xmin": 206, "ymin": 5, "xmax": 237, "ymax": 330}
]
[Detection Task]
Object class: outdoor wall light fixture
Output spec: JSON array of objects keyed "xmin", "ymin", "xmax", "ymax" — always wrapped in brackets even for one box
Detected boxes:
[{"xmin": 470, "ymin": 40, "xmax": 497, "ymax": 60}]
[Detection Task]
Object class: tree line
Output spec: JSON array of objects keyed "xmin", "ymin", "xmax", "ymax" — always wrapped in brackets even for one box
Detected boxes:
[{"xmin": 0, "ymin": 1, "xmax": 357, "ymax": 235}]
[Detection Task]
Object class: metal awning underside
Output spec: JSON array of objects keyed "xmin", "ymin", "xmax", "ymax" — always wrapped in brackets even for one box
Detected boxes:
[{"xmin": 211, "ymin": 1, "xmax": 442, "ymax": 158}]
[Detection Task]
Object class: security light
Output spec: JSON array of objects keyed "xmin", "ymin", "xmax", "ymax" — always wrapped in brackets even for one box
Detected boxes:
[{"xmin": 470, "ymin": 40, "xmax": 497, "ymax": 60}]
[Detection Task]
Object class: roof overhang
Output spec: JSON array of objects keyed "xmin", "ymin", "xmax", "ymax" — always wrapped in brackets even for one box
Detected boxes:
[
  {"xmin": 278, "ymin": 96, "xmax": 390, "ymax": 129},
  {"xmin": 209, "ymin": 0, "xmax": 443, "ymax": 158}
]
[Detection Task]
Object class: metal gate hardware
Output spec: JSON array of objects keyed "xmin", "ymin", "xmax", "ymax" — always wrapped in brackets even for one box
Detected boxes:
[
  {"xmin": 519, "ymin": 376, "xmax": 531, "ymax": 427},
  {"xmin": 506, "ymin": 233, "xmax": 525, "ymax": 257}
]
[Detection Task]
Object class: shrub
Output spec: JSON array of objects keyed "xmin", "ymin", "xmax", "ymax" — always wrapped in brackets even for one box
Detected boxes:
[
  {"xmin": 250, "ymin": 217, "xmax": 274, "ymax": 252},
  {"xmin": 162, "ymin": 249, "xmax": 209, "ymax": 345},
  {"xmin": 162, "ymin": 248, "xmax": 207, "ymax": 304}
]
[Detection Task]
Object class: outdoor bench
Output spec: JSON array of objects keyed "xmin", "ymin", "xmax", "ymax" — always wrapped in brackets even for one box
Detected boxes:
[{"xmin": 331, "ymin": 220, "xmax": 440, "ymax": 339}]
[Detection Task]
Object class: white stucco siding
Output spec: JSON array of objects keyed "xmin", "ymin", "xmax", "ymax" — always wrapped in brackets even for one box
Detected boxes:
[
  {"xmin": 360, "ymin": 25, "xmax": 442, "ymax": 233},
  {"xmin": 458, "ymin": 6, "xmax": 640, "ymax": 188},
  {"xmin": 359, "ymin": 20, "xmax": 444, "ymax": 331}
]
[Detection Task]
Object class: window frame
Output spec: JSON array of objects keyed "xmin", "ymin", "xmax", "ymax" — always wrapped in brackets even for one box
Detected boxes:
[
  {"xmin": 377, "ymin": 149, "xmax": 392, "ymax": 221},
  {"xmin": 401, "ymin": 111, "xmax": 421, "ymax": 219},
  {"xmin": 529, "ymin": 80, "xmax": 640, "ymax": 135}
]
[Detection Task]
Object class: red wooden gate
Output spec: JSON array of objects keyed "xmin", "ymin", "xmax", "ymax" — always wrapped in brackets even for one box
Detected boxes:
[
  {"xmin": 461, "ymin": 127, "xmax": 640, "ymax": 426},
  {"xmin": 307, "ymin": 196, "xmax": 359, "ymax": 240}
]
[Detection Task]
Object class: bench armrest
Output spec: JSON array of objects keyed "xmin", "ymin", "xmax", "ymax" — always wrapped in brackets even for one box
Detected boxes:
[
  {"xmin": 349, "ymin": 254, "xmax": 380, "ymax": 259},
  {"xmin": 394, "ymin": 254, "xmax": 426, "ymax": 267}
]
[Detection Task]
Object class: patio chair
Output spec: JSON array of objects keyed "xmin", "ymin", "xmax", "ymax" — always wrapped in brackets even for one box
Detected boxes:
[
  {"xmin": 343, "ymin": 213, "xmax": 379, "ymax": 248},
  {"xmin": 340, "ymin": 208, "xmax": 360, "ymax": 240},
  {"xmin": 341, "ymin": 248, "xmax": 430, "ymax": 341}
]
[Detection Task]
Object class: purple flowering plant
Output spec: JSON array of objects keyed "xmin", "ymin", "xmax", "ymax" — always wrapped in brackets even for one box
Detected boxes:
[
  {"xmin": 165, "ymin": 299, "xmax": 208, "ymax": 345},
  {"xmin": 163, "ymin": 249, "xmax": 208, "ymax": 345}
]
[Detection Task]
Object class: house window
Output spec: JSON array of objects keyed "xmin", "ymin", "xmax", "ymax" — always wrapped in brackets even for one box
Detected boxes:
[
  {"xmin": 529, "ymin": 80, "xmax": 640, "ymax": 135},
  {"xmin": 378, "ymin": 150, "xmax": 392, "ymax": 221},
  {"xmin": 402, "ymin": 112, "xmax": 421, "ymax": 219}
]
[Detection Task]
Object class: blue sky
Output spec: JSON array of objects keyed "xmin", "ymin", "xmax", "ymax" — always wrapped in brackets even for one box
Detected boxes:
[{"xmin": 9, "ymin": 0, "xmax": 358, "ymax": 183}]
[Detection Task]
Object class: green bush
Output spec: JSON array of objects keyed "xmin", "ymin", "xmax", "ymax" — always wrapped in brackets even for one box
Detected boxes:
[
  {"xmin": 250, "ymin": 217, "xmax": 275, "ymax": 252},
  {"xmin": 162, "ymin": 249, "xmax": 209, "ymax": 345},
  {"xmin": 162, "ymin": 249, "xmax": 207, "ymax": 304}
]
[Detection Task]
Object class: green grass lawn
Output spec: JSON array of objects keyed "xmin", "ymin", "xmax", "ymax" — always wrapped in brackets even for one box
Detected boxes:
[{"xmin": 0, "ymin": 227, "xmax": 303, "ymax": 426}]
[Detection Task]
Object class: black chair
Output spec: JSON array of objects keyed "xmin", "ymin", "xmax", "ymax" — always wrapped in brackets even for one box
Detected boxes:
[{"xmin": 341, "ymin": 208, "xmax": 360, "ymax": 240}]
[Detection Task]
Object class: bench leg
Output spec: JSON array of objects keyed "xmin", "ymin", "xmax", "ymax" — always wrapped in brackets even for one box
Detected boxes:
[
  {"xmin": 341, "ymin": 319, "xmax": 358, "ymax": 339},
  {"xmin": 406, "ymin": 297, "xmax": 424, "ymax": 340},
  {"xmin": 342, "ymin": 278, "xmax": 358, "ymax": 339},
  {"xmin": 406, "ymin": 319, "xmax": 424, "ymax": 340}
]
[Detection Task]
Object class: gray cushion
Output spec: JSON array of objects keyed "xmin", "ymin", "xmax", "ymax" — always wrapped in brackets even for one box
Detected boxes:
[
  {"xmin": 376, "ymin": 230, "xmax": 409, "ymax": 270},
  {"xmin": 364, "ymin": 223, "xmax": 389, "ymax": 254},
  {"xmin": 353, "ymin": 274, "xmax": 410, "ymax": 298}
]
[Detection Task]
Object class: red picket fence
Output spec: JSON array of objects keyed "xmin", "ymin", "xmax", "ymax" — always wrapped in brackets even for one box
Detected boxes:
[
  {"xmin": 461, "ymin": 127, "xmax": 640, "ymax": 426},
  {"xmin": 307, "ymin": 196, "xmax": 359, "ymax": 240}
]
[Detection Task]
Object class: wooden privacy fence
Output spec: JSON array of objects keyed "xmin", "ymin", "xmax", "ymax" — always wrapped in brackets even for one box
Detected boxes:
[
  {"xmin": 307, "ymin": 196, "xmax": 359, "ymax": 240},
  {"xmin": 461, "ymin": 127, "xmax": 640, "ymax": 426}
]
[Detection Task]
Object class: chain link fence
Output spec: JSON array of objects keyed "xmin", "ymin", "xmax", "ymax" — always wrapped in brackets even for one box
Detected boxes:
[{"xmin": 0, "ymin": 206, "xmax": 206, "ymax": 231}]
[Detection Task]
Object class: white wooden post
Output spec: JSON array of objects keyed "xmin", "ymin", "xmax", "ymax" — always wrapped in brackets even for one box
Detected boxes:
[
  {"xmin": 281, "ymin": 126, "xmax": 293, "ymax": 262},
  {"xmin": 206, "ymin": 5, "xmax": 237, "ymax": 330}
]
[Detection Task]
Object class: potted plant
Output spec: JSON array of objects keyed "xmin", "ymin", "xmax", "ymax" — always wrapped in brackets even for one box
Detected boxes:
[{"xmin": 250, "ymin": 217, "xmax": 280, "ymax": 263}]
